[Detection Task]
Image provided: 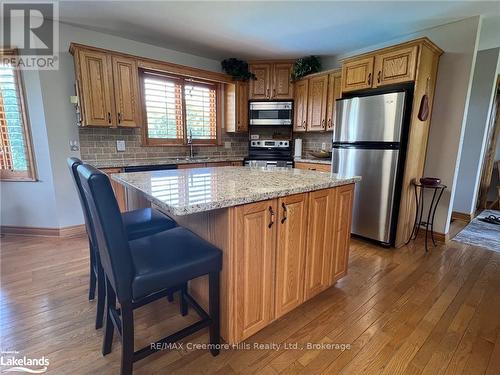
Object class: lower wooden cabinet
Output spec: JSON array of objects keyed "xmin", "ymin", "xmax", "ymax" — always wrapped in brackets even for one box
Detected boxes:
[
  {"xmin": 101, "ymin": 168, "xmax": 127, "ymax": 212},
  {"xmin": 275, "ymin": 193, "xmax": 308, "ymax": 318},
  {"xmin": 232, "ymin": 184, "xmax": 355, "ymax": 341},
  {"xmin": 295, "ymin": 161, "xmax": 332, "ymax": 172},
  {"xmin": 233, "ymin": 200, "xmax": 277, "ymax": 341}
]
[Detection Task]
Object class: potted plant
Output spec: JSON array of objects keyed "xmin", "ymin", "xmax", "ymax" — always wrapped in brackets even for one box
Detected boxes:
[
  {"xmin": 291, "ymin": 56, "xmax": 321, "ymax": 81},
  {"xmin": 221, "ymin": 58, "xmax": 256, "ymax": 81}
]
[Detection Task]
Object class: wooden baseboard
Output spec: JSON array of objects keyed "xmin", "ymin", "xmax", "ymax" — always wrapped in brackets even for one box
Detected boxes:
[
  {"xmin": 1, "ymin": 224, "xmax": 86, "ymax": 238},
  {"xmin": 451, "ymin": 211, "xmax": 473, "ymax": 223}
]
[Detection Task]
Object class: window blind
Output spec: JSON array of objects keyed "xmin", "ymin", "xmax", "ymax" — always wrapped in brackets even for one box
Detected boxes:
[
  {"xmin": 142, "ymin": 71, "xmax": 218, "ymax": 145},
  {"xmin": 0, "ymin": 59, "xmax": 34, "ymax": 180}
]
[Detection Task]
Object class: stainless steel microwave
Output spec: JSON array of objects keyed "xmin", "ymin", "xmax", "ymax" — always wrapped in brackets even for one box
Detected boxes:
[{"xmin": 249, "ymin": 101, "xmax": 293, "ymax": 126}]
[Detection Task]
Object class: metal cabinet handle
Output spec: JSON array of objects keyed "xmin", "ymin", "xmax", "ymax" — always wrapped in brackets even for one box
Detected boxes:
[
  {"xmin": 322, "ymin": 119, "xmax": 326, "ymax": 128},
  {"xmin": 281, "ymin": 202, "xmax": 287, "ymax": 224},
  {"xmin": 107, "ymin": 112, "xmax": 111, "ymax": 124},
  {"xmin": 266, "ymin": 88, "xmax": 270, "ymax": 98},
  {"xmin": 117, "ymin": 112, "xmax": 121, "ymax": 124},
  {"xmin": 273, "ymin": 88, "xmax": 276, "ymax": 98},
  {"xmin": 377, "ymin": 71, "xmax": 381, "ymax": 84},
  {"xmin": 302, "ymin": 120, "xmax": 306, "ymax": 128},
  {"xmin": 268, "ymin": 206, "xmax": 275, "ymax": 228},
  {"xmin": 327, "ymin": 118, "xmax": 332, "ymax": 129},
  {"xmin": 368, "ymin": 73, "xmax": 372, "ymax": 86}
]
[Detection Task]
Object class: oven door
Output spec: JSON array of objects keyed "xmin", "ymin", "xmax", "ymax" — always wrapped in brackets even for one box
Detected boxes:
[{"xmin": 249, "ymin": 101, "xmax": 292, "ymax": 126}]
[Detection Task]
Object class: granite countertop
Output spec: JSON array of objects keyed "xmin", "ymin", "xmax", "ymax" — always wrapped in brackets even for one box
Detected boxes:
[
  {"xmin": 84, "ymin": 156, "xmax": 245, "ymax": 169},
  {"xmin": 295, "ymin": 157, "xmax": 332, "ymax": 165},
  {"xmin": 112, "ymin": 166, "xmax": 360, "ymax": 216}
]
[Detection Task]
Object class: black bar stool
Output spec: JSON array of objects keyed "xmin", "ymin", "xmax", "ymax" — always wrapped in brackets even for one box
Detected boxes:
[
  {"xmin": 77, "ymin": 164, "xmax": 222, "ymax": 375},
  {"xmin": 67, "ymin": 158, "xmax": 177, "ymax": 329}
]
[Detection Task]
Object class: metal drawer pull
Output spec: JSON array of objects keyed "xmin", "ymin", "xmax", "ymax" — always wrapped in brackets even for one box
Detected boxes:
[
  {"xmin": 281, "ymin": 203, "xmax": 287, "ymax": 224},
  {"xmin": 268, "ymin": 206, "xmax": 275, "ymax": 228}
]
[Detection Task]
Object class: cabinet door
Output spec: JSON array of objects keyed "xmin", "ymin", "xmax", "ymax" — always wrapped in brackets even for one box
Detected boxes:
[
  {"xmin": 101, "ymin": 168, "xmax": 126, "ymax": 212},
  {"xmin": 341, "ymin": 56, "xmax": 374, "ymax": 93},
  {"xmin": 307, "ymin": 75, "xmax": 329, "ymax": 131},
  {"xmin": 331, "ymin": 184, "xmax": 354, "ymax": 282},
  {"xmin": 275, "ymin": 194, "xmax": 308, "ymax": 318},
  {"xmin": 272, "ymin": 63, "xmax": 293, "ymax": 99},
  {"xmin": 234, "ymin": 200, "xmax": 277, "ymax": 341},
  {"xmin": 326, "ymin": 71, "xmax": 342, "ymax": 132},
  {"xmin": 304, "ymin": 188, "xmax": 335, "ymax": 300},
  {"xmin": 111, "ymin": 56, "xmax": 141, "ymax": 127},
  {"xmin": 374, "ymin": 46, "xmax": 418, "ymax": 87},
  {"xmin": 236, "ymin": 81, "xmax": 249, "ymax": 132},
  {"xmin": 249, "ymin": 63, "xmax": 272, "ymax": 100},
  {"xmin": 293, "ymin": 79, "xmax": 308, "ymax": 132},
  {"xmin": 78, "ymin": 50, "xmax": 114, "ymax": 126}
]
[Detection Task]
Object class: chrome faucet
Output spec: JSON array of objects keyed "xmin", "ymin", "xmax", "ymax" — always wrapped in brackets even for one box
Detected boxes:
[{"xmin": 187, "ymin": 128, "xmax": 194, "ymax": 159}]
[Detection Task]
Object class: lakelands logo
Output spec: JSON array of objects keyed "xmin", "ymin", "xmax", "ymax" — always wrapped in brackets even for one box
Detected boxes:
[
  {"xmin": 1, "ymin": 1, "xmax": 59, "ymax": 70},
  {"xmin": 0, "ymin": 351, "xmax": 49, "ymax": 373}
]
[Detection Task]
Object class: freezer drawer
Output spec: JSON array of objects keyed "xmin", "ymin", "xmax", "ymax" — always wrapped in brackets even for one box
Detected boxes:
[
  {"xmin": 334, "ymin": 92, "xmax": 405, "ymax": 143},
  {"xmin": 332, "ymin": 147, "xmax": 399, "ymax": 244}
]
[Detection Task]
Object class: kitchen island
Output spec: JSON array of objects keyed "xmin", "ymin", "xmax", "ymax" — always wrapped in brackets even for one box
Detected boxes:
[{"xmin": 112, "ymin": 166, "xmax": 360, "ymax": 343}]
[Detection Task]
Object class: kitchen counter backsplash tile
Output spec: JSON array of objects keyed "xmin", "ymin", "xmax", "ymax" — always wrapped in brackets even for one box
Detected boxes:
[
  {"xmin": 78, "ymin": 127, "xmax": 249, "ymax": 162},
  {"xmin": 294, "ymin": 132, "xmax": 333, "ymax": 155}
]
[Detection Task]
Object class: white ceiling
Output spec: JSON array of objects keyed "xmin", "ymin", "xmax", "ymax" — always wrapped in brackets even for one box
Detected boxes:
[{"xmin": 59, "ymin": 1, "xmax": 500, "ymax": 60}]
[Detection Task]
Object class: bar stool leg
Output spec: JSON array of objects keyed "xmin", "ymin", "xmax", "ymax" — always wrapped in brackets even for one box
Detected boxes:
[
  {"xmin": 120, "ymin": 301, "xmax": 134, "ymax": 375},
  {"xmin": 209, "ymin": 272, "xmax": 220, "ymax": 356},
  {"xmin": 102, "ymin": 279, "xmax": 115, "ymax": 356},
  {"xmin": 180, "ymin": 283, "xmax": 188, "ymax": 316},
  {"xmin": 95, "ymin": 261, "xmax": 105, "ymax": 329},
  {"xmin": 89, "ymin": 239, "xmax": 96, "ymax": 301}
]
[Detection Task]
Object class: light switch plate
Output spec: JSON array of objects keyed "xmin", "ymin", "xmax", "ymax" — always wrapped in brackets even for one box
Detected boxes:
[
  {"xmin": 250, "ymin": 134, "xmax": 259, "ymax": 140},
  {"xmin": 224, "ymin": 141, "xmax": 231, "ymax": 149},
  {"xmin": 116, "ymin": 140, "xmax": 126, "ymax": 152},
  {"xmin": 321, "ymin": 142, "xmax": 327, "ymax": 151}
]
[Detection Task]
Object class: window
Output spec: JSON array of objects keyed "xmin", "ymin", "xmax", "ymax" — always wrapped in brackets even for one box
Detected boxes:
[
  {"xmin": 0, "ymin": 50, "xmax": 36, "ymax": 181},
  {"xmin": 141, "ymin": 70, "xmax": 219, "ymax": 146}
]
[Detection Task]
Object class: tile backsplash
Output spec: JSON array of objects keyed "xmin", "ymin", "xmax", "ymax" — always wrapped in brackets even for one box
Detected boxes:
[
  {"xmin": 79, "ymin": 127, "xmax": 249, "ymax": 162},
  {"xmin": 294, "ymin": 132, "xmax": 333, "ymax": 156}
]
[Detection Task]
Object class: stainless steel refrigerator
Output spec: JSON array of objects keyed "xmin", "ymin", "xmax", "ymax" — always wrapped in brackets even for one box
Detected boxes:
[{"xmin": 332, "ymin": 91, "xmax": 409, "ymax": 246}]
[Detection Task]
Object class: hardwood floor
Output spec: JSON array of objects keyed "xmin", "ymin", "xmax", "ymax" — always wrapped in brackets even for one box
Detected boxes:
[{"xmin": 1, "ymin": 234, "xmax": 499, "ymax": 374}]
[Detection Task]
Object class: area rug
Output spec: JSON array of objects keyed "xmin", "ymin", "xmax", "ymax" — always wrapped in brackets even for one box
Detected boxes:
[{"xmin": 453, "ymin": 210, "xmax": 500, "ymax": 253}]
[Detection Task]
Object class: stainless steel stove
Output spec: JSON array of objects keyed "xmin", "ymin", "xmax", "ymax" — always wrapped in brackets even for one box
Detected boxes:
[{"xmin": 244, "ymin": 139, "xmax": 293, "ymax": 168}]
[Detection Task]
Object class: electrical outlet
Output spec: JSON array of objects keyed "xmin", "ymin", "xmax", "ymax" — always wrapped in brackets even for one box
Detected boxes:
[
  {"xmin": 69, "ymin": 140, "xmax": 79, "ymax": 151},
  {"xmin": 321, "ymin": 142, "xmax": 327, "ymax": 150},
  {"xmin": 116, "ymin": 140, "xmax": 126, "ymax": 152},
  {"xmin": 224, "ymin": 141, "xmax": 231, "ymax": 149}
]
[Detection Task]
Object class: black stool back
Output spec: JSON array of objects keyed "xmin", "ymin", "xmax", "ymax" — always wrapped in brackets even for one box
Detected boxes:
[{"xmin": 77, "ymin": 164, "xmax": 134, "ymax": 302}]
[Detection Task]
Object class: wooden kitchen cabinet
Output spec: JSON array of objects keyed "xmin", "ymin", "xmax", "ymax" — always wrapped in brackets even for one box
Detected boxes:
[
  {"xmin": 293, "ymin": 79, "xmax": 308, "ymax": 132},
  {"xmin": 304, "ymin": 188, "xmax": 336, "ymax": 300},
  {"xmin": 111, "ymin": 56, "xmax": 142, "ymax": 127},
  {"xmin": 373, "ymin": 46, "xmax": 418, "ymax": 87},
  {"xmin": 341, "ymin": 56, "xmax": 374, "ymax": 93},
  {"xmin": 307, "ymin": 74, "xmax": 329, "ymax": 131},
  {"xmin": 273, "ymin": 63, "xmax": 294, "ymax": 99},
  {"xmin": 249, "ymin": 63, "xmax": 272, "ymax": 100},
  {"xmin": 326, "ymin": 70, "xmax": 342, "ymax": 131},
  {"xmin": 331, "ymin": 184, "xmax": 354, "ymax": 282},
  {"xmin": 249, "ymin": 61, "xmax": 293, "ymax": 100},
  {"xmin": 77, "ymin": 49, "xmax": 114, "ymax": 127},
  {"xmin": 101, "ymin": 168, "xmax": 127, "ymax": 212},
  {"xmin": 233, "ymin": 200, "xmax": 277, "ymax": 341},
  {"xmin": 225, "ymin": 81, "xmax": 248, "ymax": 133},
  {"xmin": 71, "ymin": 45, "xmax": 141, "ymax": 128},
  {"xmin": 275, "ymin": 193, "xmax": 308, "ymax": 318}
]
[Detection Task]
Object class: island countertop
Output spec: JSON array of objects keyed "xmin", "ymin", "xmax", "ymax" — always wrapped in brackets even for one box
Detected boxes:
[{"xmin": 112, "ymin": 166, "xmax": 360, "ymax": 216}]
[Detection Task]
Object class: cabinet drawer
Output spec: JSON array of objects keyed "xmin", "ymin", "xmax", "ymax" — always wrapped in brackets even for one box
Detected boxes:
[{"xmin": 295, "ymin": 162, "xmax": 331, "ymax": 172}]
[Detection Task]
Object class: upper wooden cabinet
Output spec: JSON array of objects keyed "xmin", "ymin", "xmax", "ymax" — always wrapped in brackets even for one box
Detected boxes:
[
  {"xmin": 293, "ymin": 68, "xmax": 342, "ymax": 132},
  {"xmin": 225, "ymin": 81, "xmax": 248, "ymax": 133},
  {"xmin": 374, "ymin": 46, "xmax": 418, "ymax": 87},
  {"xmin": 249, "ymin": 61, "xmax": 293, "ymax": 100},
  {"xmin": 77, "ymin": 49, "xmax": 114, "ymax": 126},
  {"xmin": 111, "ymin": 56, "xmax": 142, "ymax": 127},
  {"xmin": 293, "ymin": 79, "xmax": 308, "ymax": 132},
  {"xmin": 307, "ymin": 74, "xmax": 329, "ymax": 131},
  {"xmin": 71, "ymin": 45, "xmax": 142, "ymax": 127},
  {"xmin": 326, "ymin": 70, "xmax": 342, "ymax": 131},
  {"xmin": 342, "ymin": 56, "xmax": 375, "ymax": 93}
]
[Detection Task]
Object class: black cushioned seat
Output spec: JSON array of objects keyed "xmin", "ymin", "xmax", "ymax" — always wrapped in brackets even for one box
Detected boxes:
[
  {"xmin": 130, "ymin": 227, "xmax": 222, "ymax": 300},
  {"xmin": 123, "ymin": 208, "xmax": 176, "ymax": 241}
]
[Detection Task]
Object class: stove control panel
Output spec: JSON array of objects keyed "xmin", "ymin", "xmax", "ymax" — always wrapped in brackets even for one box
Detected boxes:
[{"xmin": 251, "ymin": 140, "xmax": 289, "ymax": 148}]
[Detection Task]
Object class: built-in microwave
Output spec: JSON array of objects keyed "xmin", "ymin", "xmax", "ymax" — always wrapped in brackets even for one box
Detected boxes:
[{"xmin": 249, "ymin": 101, "xmax": 293, "ymax": 126}]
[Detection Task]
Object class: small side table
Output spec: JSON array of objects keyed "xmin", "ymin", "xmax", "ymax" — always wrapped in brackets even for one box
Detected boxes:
[{"xmin": 406, "ymin": 180, "xmax": 447, "ymax": 252}]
